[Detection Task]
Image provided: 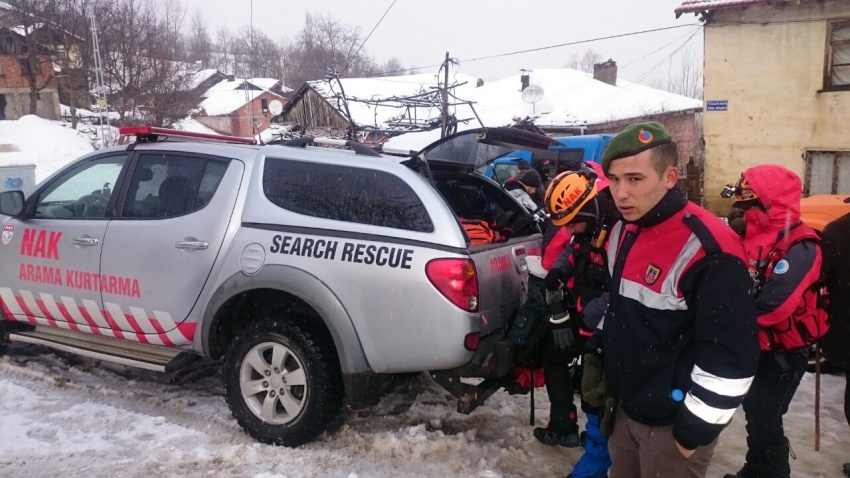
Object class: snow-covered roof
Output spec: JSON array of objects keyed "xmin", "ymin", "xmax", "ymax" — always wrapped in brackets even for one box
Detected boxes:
[
  {"xmin": 202, "ymin": 77, "xmax": 289, "ymax": 97},
  {"xmin": 198, "ymin": 89, "xmax": 285, "ymax": 116},
  {"xmin": 11, "ymin": 23, "xmax": 41, "ymax": 37},
  {"xmin": 472, "ymin": 69, "xmax": 701, "ymax": 128},
  {"xmin": 675, "ymin": 0, "xmax": 777, "ymax": 15},
  {"xmin": 383, "ymin": 69, "xmax": 702, "ymax": 151},
  {"xmin": 188, "ymin": 69, "xmax": 222, "ymax": 90},
  {"xmin": 302, "ymin": 72, "xmax": 480, "ymax": 132}
]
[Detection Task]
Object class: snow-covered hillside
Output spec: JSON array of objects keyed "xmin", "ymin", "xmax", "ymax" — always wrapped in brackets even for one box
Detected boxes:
[
  {"xmin": 0, "ymin": 116, "xmax": 95, "ymax": 184},
  {"xmin": 0, "ymin": 344, "xmax": 847, "ymax": 478}
]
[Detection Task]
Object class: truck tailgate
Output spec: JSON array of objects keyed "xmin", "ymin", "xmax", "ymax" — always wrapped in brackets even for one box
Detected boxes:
[{"xmin": 469, "ymin": 235, "xmax": 540, "ymax": 335}]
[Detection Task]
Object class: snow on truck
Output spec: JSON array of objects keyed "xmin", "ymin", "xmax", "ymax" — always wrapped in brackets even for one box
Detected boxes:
[{"xmin": 0, "ymin": 126, "xmax": 554, "ymax": 446}]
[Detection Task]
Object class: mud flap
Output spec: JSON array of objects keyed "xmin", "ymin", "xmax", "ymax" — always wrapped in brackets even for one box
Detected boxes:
[{"xmin": 430, "ymin": 373, "xmax": 512, "ymax": 414}]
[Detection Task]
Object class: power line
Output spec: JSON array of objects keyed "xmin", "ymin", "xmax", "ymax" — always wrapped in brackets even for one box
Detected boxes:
[
  {"xmin": 382, "ymin": 23, "xmax": 702, "ymax": 76},
  {"xmin": 343, "ymin": 0, "xmax": 397, "ymax": 74}
]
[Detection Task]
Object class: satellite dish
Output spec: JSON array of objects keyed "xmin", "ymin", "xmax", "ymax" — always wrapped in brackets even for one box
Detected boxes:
[
  {"xmin": 268, "ymin": 99, "xmax": 284, "ymax": 116},
  {"xmin": 520, "ymin": 85, "xmax": 545, "ymax": 104}
]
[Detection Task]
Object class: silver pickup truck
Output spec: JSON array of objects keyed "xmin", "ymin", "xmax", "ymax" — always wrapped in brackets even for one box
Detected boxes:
[{"xmin": 0, "ymin": 126, "xmax": 554, "ymax": 446}]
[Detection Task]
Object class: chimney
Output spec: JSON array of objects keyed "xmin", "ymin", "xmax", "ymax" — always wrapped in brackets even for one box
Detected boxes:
[
  {"xmin": 476, "ymin": 78, "xmax": 484, "ymax": 87},
  {"xmin": 593, "ymin": 59, "xmax": 617, "ymax": 86},
  {"xmin": 520, "ymin": 73, "xmax": 530, "ymax": 91}
]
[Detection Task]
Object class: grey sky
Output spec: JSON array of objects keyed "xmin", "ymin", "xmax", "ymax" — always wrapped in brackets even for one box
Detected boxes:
[{"xmin": 176, "ymin": 0, "xmax": 703, "ymax": 85}]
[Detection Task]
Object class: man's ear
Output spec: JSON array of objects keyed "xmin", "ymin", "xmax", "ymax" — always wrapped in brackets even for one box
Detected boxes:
[{"xmin": 664, "ymin": 165, "xmax": 679, "ymax": 189}]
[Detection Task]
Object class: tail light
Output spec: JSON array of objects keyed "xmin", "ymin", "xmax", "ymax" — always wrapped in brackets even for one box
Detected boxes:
[
  {"xmin": 425, "ymin": 258, "xmax": 479, "ymax": 312},
  {"xmin": 464, "ymin": 332, "xmax": 480, "ymax": 351}
]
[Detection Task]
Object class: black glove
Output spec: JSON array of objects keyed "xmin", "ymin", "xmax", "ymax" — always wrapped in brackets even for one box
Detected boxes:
[
  {"xmin": 546, "ymin": 289, "xmax": 574, "ymax": 350},
  {"xmin": 544, "ymin": 268, "xmax": 566, "ymax": 291}
]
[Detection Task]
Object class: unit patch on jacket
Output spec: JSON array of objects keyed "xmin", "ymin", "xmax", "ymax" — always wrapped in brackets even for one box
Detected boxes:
[
  {"xmin": 773, "ymin": 259, "xmax": 789, "ymax": 275},
  {"xmin": 645, "ymin": 264, "xmax": 662, "ymax": 285}
]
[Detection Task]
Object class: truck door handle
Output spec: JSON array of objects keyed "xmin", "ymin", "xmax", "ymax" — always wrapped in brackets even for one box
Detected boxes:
[
  {"xmin": 176, "ymin": 240, "xmax": 209, "ymax": 250},
  {"xmin": 72, "ymin": 237, "xmax": 100, "ymax": 247}
]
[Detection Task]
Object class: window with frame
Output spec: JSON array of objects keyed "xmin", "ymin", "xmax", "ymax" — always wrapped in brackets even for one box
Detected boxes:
[
  {"xmin": 35, "ymin": 154, "xmax": 128, "ymax": 219},
  {"xmin": 827, "ymin": 21, "xmax": 850, "ymax": 89},
  {"xmin": 263, "ymin": 159, "xmax": 433, "ymax": 232},
  {"xmin": 804, "ymin": 150, "xmax": 850, "ymax": 194},
  {"xmin": 121, "ymin": 153, "xmax": 229, "ymax": 219}
]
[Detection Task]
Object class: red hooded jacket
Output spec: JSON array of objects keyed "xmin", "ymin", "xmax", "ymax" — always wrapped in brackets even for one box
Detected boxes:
[{"xmin": 740, "ymin": 165, "xmax": 827, "ymax": 351}]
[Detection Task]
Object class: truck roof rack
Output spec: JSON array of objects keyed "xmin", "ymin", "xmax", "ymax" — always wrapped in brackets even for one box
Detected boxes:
[
  {"xmin": 271, "ymin": 136, "xmax": 382, "ymax": 157},
  {"xmin": 119, "ymin": 126, "xmax": 257, "ymax": 145}
]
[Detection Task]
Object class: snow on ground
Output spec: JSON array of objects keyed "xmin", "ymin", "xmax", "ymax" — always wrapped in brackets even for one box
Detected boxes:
[
  {"xmin": 0, "ymin": 344, "xmax": 847, "ymax": 478},
  {"xmin": 0, "ymin": 116, "xmax": 95, "ymax": 184}
]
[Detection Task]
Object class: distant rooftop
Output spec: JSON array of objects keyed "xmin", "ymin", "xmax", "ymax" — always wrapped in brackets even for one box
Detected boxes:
[{"xmin": 675, "ymin": 0, "xmax": 777, "ymax": 16}]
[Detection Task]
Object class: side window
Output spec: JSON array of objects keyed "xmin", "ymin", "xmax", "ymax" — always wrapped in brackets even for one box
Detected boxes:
[
  {"xmin": 263, "ymin": 159, "xmax": 433, "ymax": 232},
  {"xmin": 122, "ymin": 153, "xmax": 227, "ymax": 219},
  {"xmin": 35, "ymin": 154, "xmax": 127, "ymax": 219},
  {"xmin": 826, "ymin": 21, "xmax": 850, "ymax": 89}
]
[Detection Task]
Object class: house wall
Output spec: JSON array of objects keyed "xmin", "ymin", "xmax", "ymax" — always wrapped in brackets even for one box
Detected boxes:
[
  {"xmin": 282, "ymin": 87, "xmax": 351, "ymax": 132},
  {"xmin": 703, "ymin": 0, "xmax": 850, "ymax": 214},
  {"xmin": 582, "ymin": 111, "xmax": 701, "ymax": 169},
  {"xmin": 0, "ymin": 54, "xmax": 60, "ymax": 120},
  {"xmin": 194, "ymin": 91, "xmax": 286, "ymax": 137}
]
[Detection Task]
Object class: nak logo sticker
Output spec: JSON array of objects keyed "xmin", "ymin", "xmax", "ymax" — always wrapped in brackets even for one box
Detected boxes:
[
  {"xmin": 645, "ymin": 264, "xmax": 662, "ymax": 285},
  {"xmin": 1, "ymin": 224, "xmax": 14, "ymax": 246}
]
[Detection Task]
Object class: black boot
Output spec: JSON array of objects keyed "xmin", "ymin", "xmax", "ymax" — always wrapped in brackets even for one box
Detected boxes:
[
  {"xmin": 842, "ymin": 462, "xmax": 850, "ymax": 477},
  {"xmin": 723, "ymin": 464, "xmax": 757, "ymax": 478},
  {"xmin": 760, "ymin": 438, "xmax": 792, "ymax": 478},
  {"xmin": 725, "ymin": 435, "xmax": 761, "ymax": 478},
  {"xmin": 532, "ymin": 426, "xmax": 580, "ymax": 447}
]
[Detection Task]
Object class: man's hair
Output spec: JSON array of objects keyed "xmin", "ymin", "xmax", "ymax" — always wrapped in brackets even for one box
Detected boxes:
[
  {"xmin": 516, "ymin": 159, "xmax": 531, "ymax": 171},
  {"xmin": 649, "ymin": 142, "xmax": 679, "ymax": 177}
]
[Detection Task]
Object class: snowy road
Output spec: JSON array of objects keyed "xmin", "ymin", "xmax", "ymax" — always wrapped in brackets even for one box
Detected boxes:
[{"xmin": 1, "ymin": 343, "xmax": 848, "ymax": 478}]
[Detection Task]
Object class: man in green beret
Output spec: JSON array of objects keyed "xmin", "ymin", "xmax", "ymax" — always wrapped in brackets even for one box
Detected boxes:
[{"xmin": 581, "ymin": 121, "xmax": 759, "ymax": 477}]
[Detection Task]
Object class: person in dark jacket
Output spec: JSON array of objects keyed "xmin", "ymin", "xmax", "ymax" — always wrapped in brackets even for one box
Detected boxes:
[
  {"xmin": 818, "ymin": 212, "xmax": 850, "ymax": 477},
  {"xmin": 544, "ymin": 163, "xmax": 620, "ymax": 478},
  {"xmin": 723, "ymin": 165, "xmax": 827, "ymax": 478},
  {"xmin": 584, "ymin": 121, "xmax": 759, "ymax": 478}
]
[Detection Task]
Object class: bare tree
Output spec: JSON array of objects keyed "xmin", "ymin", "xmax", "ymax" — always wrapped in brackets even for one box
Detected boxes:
[
  {"xmin": 188, "ymin": 10, "xmax": 212, "ymax": 67},
  {"xmin": 565, "ymin": 49, "xmax": 604, "ymax": 74},
  {"xmin": 667, "ymin": 45, "xmax": 703, "ymax": 99},
  {"xmin": 2, "ymin": 0, "xmax": 57, "ymax": 115},
  {"xmin": 43, "ymin": 0, "xmax": 91, "ymax": 129},
  {"xmin": 212, "ymin": 25, "xmax": 235, "ymax": 73}
]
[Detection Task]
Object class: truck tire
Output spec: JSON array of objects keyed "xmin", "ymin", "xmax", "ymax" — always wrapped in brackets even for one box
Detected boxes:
[{"xmin": 223, "ymin": 317, "xmax": 343, "ymax": 446}]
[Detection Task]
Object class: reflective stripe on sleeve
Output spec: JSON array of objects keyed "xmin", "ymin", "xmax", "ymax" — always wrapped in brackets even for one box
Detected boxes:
[
  {"xmin": 692, "ymin": 365, "xmax": 754, "ymax": 397},
  {"xmin": 620, "ymin": 279, "xmax": 687, "ymax": 311},
  {"xmin": 684, "ymin": 392, "xmax": 737, "ymax": 425}
]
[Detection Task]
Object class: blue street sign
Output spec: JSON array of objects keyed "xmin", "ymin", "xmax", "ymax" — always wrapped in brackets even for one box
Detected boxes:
[{"xmin": 707, "ymin": 100, "xmax": 728, "ymax": 111}]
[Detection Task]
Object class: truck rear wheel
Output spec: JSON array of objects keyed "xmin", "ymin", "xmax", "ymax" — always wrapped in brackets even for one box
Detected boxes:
[{"xmin": 223, "ymin": 317, "xmax": 343, "ymax": 446}]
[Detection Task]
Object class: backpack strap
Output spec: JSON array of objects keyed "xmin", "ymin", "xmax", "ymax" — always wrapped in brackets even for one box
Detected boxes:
[{"xmin": 682, "ymin": 213, "xmax": 721, "ymax": 255}]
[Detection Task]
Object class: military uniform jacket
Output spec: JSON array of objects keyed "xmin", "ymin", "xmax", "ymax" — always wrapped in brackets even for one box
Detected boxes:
[{"xmin": 601, "ymin": 187, "xmax": 759, "ymax": 450}]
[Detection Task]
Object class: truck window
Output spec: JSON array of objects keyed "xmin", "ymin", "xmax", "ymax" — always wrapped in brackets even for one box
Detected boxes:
[
  {"xmin": 263, "ymin": 158, "xmax": 434, "ymax": 232},
  {"xmin": 34, "ymin": 154, "xmax": 128, "ymax": 219},
  {"xmin": 121, "ymin": 154, "xmax": 228, "ymax": 219}
]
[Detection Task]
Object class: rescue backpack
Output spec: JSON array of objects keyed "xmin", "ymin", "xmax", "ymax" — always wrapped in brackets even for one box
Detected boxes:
[
  {"xmin": 459, "ymin": 218, "xmax": 499, "ymax": 245},
  {"xmin": 757, "ymin": 223, "xmax": 830, "ymax": 350}
]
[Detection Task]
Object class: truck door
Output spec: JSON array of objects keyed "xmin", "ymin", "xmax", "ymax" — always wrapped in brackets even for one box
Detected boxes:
[
  {"xmin": 98, "ymin": 152, "xmax": 243, "ymax": 343},
  {"xmin": 0, "ymin": 154, "xmax": 128, "ymax": 332}
]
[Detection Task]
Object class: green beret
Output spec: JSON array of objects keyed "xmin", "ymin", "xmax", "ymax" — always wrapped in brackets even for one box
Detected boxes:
[{"xmin": 601, "ymin": 121, "xmax": 673, "ymax": 174}]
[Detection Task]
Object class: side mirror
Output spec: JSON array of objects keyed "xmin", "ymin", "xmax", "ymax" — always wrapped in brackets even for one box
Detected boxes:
[{"xmin": 0, "ymin": 191, "xmax": 25, "ymax": 217}]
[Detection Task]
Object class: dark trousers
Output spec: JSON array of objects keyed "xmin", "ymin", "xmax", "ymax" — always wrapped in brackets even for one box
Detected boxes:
[
  {"xmin": 542, "ymin": 335, "xmax": 579, "ymax": 435},
  {"xmin": 740, "ymin": 349, "xmax": 808, "ymax": 478}
]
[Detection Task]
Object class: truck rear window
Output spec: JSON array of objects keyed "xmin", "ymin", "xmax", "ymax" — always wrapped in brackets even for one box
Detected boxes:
[{"xmin": 263, "ymin": 158, "xmax": 434, "ymax": 232}]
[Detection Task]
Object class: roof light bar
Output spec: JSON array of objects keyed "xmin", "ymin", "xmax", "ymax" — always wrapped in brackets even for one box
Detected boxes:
[{"xmin": 118, "ymin": 126, "xmax": 257, "ymax": 145}]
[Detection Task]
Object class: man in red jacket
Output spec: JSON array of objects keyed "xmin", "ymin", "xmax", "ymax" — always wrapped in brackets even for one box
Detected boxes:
[
  {"xmin": 724, "ymin": 165, "xmax": 828, "ymax": 478},
  {"xmin": 585, "ymin": 121, "xmax": 758, "ymax": 478}
]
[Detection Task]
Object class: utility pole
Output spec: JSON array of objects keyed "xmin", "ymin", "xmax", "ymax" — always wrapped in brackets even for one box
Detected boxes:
[
  {"xmin": 86, "ymin": 3, "xmax": 109, "ymax": 148},
  {"xmin": 440, "ymin": 51, "xmax": 449, "ymax": 138}
]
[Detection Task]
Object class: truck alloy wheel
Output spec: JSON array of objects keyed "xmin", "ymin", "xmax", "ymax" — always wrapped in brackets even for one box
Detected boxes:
[{"xmin": 223, "ymin": 318, "xmax": 343, "ymax": 446}]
